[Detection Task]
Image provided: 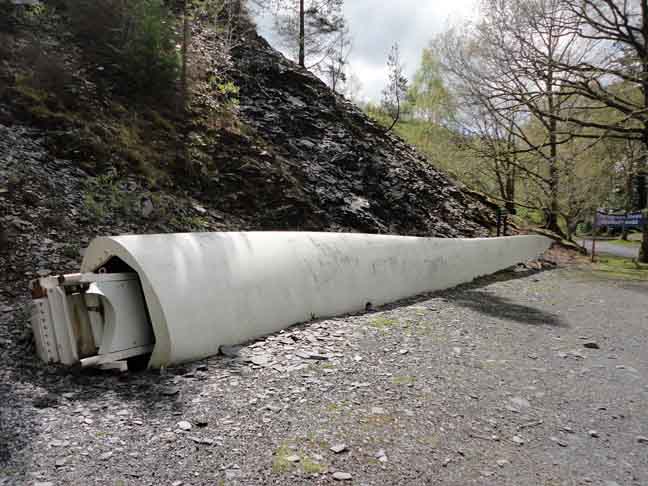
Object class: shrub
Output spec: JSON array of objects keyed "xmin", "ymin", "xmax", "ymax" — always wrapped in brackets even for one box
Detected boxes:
[{"xmin": 68, "ymin": 0, "xmax": 179, "ymax": 99}]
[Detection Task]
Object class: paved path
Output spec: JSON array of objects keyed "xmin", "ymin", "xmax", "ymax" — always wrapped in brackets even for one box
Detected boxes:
[
  {"xmin": 580, "ymin": 238, "xmax": 640, "ymax": 259},
  {"xmin": 1, "ymin": 267, "xmax": 648, "ymax": 485}
]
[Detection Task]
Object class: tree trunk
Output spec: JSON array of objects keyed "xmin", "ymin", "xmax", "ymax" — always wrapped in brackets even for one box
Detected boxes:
[
  {"xmin": 385, "ymin": 96, "xmax": 400, "ymax": 133},
  {"xmin": 641, "ymin": 195, "xmax": 648, "ymax": 264},
  {"xmin": 641, "ymin": 216, "xmax": 648, "ymax": 263},
  {"xmin": 544, "ymin": 131, "xmax": 562, "ymax": 234},
  {"xmin": 505, "ymin": 163, "xmax": 516, "ymax": 214},
  {"xmin": 544, "ymin": 55, "xmax": 562, "ymax": 236},
  {"xmin": 181, "ymin": 1, "xmax": 190, "ymax": 111},
  {"xmin": 180, "ymin": 1, "xmax": 192, "ymax": 177},
  {"xmin": 298, "ymin": 0, "xmax": 305, "ymax": 67},
  {"xmin": 566, "ymin": 219, "xmax": 578, "ymax": 242},
  {"xmin": 639, "ymin": 1, "xmax": 648, "ymax": 262}
]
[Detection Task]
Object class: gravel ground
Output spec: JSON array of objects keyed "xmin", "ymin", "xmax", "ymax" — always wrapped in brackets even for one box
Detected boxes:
[
  {"xmin": 579, "ymin": 240, "xmax": 640, "ymax": 259},
  {"xmin": 1, "ymin": 265, "xmax": 647, "ymax": 486}
]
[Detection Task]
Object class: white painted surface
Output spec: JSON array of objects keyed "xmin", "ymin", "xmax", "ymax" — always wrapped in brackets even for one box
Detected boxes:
[
  {"xmin": 81, "ymin": 232, "xmax": 551, "ymax": 368},
  {"xmin": 31, "ymin": 298, "xmax": 58, "ymax": 364},
  {"xmin": 86, "ymin": 278, "xmax": 153, "ymax": 355}
]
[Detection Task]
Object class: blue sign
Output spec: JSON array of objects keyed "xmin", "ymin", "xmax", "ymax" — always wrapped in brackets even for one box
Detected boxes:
[{"xmin": 596, "ymin": 211, "xmax": 645, "ymax": 229}]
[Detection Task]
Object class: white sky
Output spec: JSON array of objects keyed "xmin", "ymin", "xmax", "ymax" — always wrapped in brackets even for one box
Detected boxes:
[{"xmin": 254, "ymin": 0, "xmax": 478, "ymax": 102}]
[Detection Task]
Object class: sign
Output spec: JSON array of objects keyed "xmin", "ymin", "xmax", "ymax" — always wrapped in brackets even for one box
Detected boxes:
[{"xmin": 596, "ymin": 211, "xmax": 645, "ymax": 229}]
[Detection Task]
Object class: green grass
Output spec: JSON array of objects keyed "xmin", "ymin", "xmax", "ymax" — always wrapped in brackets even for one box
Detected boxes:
[
  {"xmin": 272, "ymin": 444, "xmax": 294, "ymax": 473},
  {"xmin": 591, "ymin": 256, "xmax": 648, "ymax": 281},
  {"xmin": 369, "ymin": 316, "xmax": 398, "ymax": 329},
  {"xmin": 272, "ymin": 442, "xmax": 326, "ymax": 475},
  {"xmin": 608, "ymin": 239, "xmax": 641, "ymax": 247},
  {"xmin": 301, "ymin": 456, "xmax": 324, "ymax": 474},
  {"xmin": 392, "ymin": 375, "xmax": 417, "ymax": 385}
]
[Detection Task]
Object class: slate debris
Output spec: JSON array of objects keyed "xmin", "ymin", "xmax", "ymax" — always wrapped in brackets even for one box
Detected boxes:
[
  {"xmin": 229, "ymin": 32, "xmax": 496, "ymax": 237},
  {"xmin": 332, "ymin": 472, "xmax": 352, "ymax": 481},
  {"xmin": 1, "ymin": 267, "xmax": 647, "ymax": 485},
  {"xmin": 330, "ymin": 443, "xmax": 348, "ymax": 454}
]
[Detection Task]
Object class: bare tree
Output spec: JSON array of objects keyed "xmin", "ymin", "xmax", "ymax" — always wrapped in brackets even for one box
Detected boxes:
[
  {"xmin": 268, "ymin": 0, "xmax": 346, "ymax": 69},
  {"xmin": 323, "ymin": 24, "xmax": 351, "ymax": 92},
  {"xmin": 381, "ymin": 43, "xmax": 408, "ymax": 133},
  {"xmin": 532, "ymin": 0, "xmax": 648, "ymax": 260},
  {"xmin": 437, "ymin": 0, "xmax": 587, "ymax": 236},
  {"xmin": 342, "ymin": 71, "xmax": 363, "ymax": 102}
]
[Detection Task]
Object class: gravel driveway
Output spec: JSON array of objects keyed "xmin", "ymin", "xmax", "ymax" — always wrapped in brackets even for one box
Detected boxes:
[
  {"xmin": 1, "ymin": 265, "xmax": 647, "ymax": 486},
  {"xmin": 580, "ymin": 239, "xmax": 640, "ymax": 259}
]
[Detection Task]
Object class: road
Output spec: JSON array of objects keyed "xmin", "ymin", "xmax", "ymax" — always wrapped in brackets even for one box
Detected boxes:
[
  {"xmin": 580, "ymin": 238, "xmax": 640, "ymax": 259},
  {"xmin": 2, "ymin": 266, "xmax": 648, "ymax": 485}
]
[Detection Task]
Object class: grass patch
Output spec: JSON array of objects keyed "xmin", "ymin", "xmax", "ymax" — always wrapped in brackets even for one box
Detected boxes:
[
  {"xmin": 417, "ymin": 433, "xmax": 441, "ymax": 447},
  {"xmin": 608, "ymin": 239, "xmax": 641, "ymax": 247},
  {"xmin": 324, "ymin": 400, "xmax": 352, "ymax": 415},
  {"xmin": 272, "ymin": 442, "xmax": 325, "ymax": 475},
  {"xmin": 369, "ymin": 316, "xmax": 398, "ymax": 329},
  {"xmin": 325, "ymin": 402, "xmax": 340, "ymax": 412},
  {"xmin": 360, "ymin": 414, "xmax": 395, "ymax": 428},
  {"xmin": 272, "ymin": 444, "xmax": 294, "ymax": 473},
  {"xmin": 301, "ymin": 456, "xmax": 324, "ymax": 474},
  {"xmin": 392, "ymin": 375, "xmax": 417, "ymax": 385},
  {"xmin": 591, "ymin": 256, "xmax": 648, "ymax": 281}
]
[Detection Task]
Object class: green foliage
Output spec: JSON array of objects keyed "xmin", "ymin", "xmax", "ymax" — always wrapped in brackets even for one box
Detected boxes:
[
  {"xmin": 369, "ymin": 316, "xmax": 397, "ymax": 329},
  {"xmin": 0, "ymin": 1, "xmax": 54, "ymax": 30},
  {"xmin": 515, "ymin": 207, "xmax": 544, "ymax": 226},
  {"xmin": 216, "ymin": 80, "xmax": 239, "ymax": 98},
  {"xmin": 272, "ymin": 444, "xmax": 294, "ymax": 473},
  {"xmin": 301, "ymin": 456, "xmax": 324, "ymax": 474},
  {"xmin": 392, "ymin": 375, "xmax": 416, "ymax": 385},
  {"xmin": 364, "ymin": 108, "xmax": 478, "ymax": 187},
  {"xmin": 61, "ymin": 243, "xmax": 79, "ymax": 259},
  {"xmin": 590, "ymin": 256, "xmax": 648, "ymax": 281},
  {"xmin": 68, "ymin": 0, "xmax": 179, "ymax": 99},
  {"xmin": 215, "ymin": 80, "xmax": 240, "ymax": 111},
  {"xmin": 381, "ymin": 43, "xmax": 408, "ymax": 129},
  {"xmin": 408, "ymin": 47, "xmax": 453, "ymax": 124},
  {"xmin": 122, "ymin": 1, "xmax": 179, "ymax": 95},
  {"xmin": 608, "ymin": 239, "xmax": 641, "ymax": 247},
  {"xmin": 83, "ymin": 173, "xmax": 139, "ymax": 219}
]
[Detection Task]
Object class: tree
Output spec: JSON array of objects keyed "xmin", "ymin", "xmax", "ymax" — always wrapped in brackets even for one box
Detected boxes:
[
  {"xmin": 408, "ymin": 45, "xmax": 453, "ymax": 125},
  {"xmin": 437, "ymin": 0, "xmax": 588, "ymax": 236},
  {"xmin": 381, "ymin": 43, "xmax": 408, "ymax": 133},
  {"xmin": 342, "ymin": 71, "xmax": 363, "ymax": 102},
  {"xmin": 69, "ymin": 0, "xmax": 180, "ymax": 98},
  {"xmin": 322, "ymin": 24, "xmax": 351, "ymax": 92},
  {"xmin": 533, "ymin": 0, "xmax": 648, "ymax": 261},
  {"xmin": 269, "ymin": 0, "xmax": 346, "ymax": 69}
]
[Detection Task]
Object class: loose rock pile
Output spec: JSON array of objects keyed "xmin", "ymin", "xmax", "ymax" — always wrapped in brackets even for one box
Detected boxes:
[{"xmin": 229, "ymin": 32, "xmax": 494, "ymax": 236}]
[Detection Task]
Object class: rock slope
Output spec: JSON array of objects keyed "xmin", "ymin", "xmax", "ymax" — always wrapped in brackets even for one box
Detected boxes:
[{"xmin": 227, "ymin": 32, "xmax": 493, "ymax": 236}]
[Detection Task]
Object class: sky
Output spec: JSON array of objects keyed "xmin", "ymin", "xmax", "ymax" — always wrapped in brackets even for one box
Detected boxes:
[{"xmin": 254, "ymin": 0, "xmax": 478, "ymax": 102}]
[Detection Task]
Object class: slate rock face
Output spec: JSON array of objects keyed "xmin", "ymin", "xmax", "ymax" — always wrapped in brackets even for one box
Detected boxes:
[{"xmin": 228, "ymin": 32, "xmax": 494, "ymax": 237}]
